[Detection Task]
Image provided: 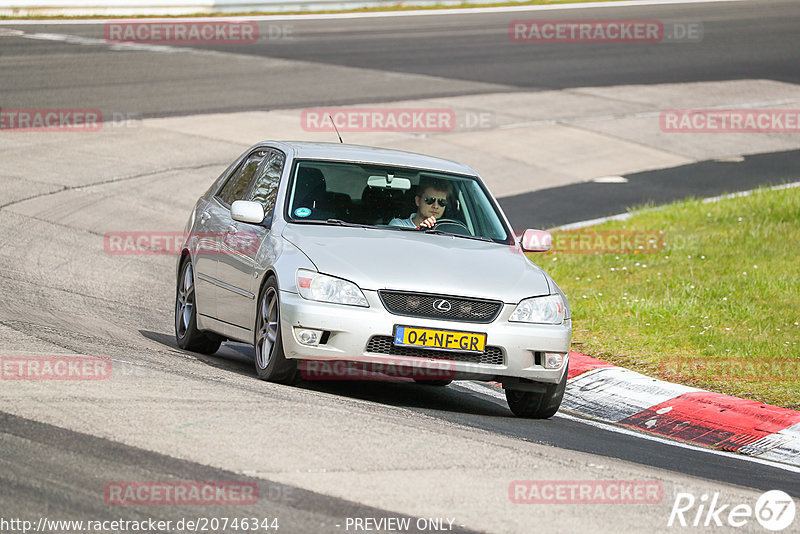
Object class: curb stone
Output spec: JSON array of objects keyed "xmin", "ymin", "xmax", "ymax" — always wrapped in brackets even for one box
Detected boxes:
[{"xmin": 563, "ymin": 351, "xmax": 800, "ymax": 467}]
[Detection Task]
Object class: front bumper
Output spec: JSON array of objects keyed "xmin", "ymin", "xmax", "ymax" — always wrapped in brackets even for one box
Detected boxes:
[{"xmin": 279, "ymin": 289, "xmax": 571, "ymax": 384}]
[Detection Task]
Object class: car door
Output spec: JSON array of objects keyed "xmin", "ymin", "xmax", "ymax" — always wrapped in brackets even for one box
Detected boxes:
[
  {"xmin": 201, "ymin": 149, "xmax": 267, "ymax": 323},
  {"xmin": 216, "ymin": 149, "xmax": 285, "ymax": 331},
  {"xmin": 191, "ymin": 156, "xmax": 246, "ymax": 322}
]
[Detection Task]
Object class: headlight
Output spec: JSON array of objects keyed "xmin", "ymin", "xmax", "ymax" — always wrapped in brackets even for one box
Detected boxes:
[
  {"xmin": 296, "ymin": 269, "xmax": 368, "ymax": 307},
  {"xmin": 509, "ymin": 295, "xmax": 565, "ymax": 324}
]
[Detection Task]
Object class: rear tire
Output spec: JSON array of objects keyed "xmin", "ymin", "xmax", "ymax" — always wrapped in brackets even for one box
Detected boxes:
[
  {"xmin": 254, "ymin": 276, "xmax": 297, "ymax": 384},
  {"xmin": 505, "ymin": 369, "xmax": 567, "ymax": 419},
  {"xmin": 175, "ymin": 258, "xmax": 222, "ymax": 355}
]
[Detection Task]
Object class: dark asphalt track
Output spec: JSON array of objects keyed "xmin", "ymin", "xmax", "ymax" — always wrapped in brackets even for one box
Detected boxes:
[
  {"xmin": 500, "ymin": 149, "xmax": 800, "ymax": 229},
  {"xmin": 2, "ymin": 1, "xmax": 797, "ymax": 228},
  {"xmin": 1, "ymin": 1, "xmax": 799, "ymax": 115},
  {"xmin": 208, "ymin": 1, "xmax": 800, "ymax": 90},
  {"xmin": 299, "ymin": 378, "xmax": 800, "ymax": 498},
  {"xmin": 0, "ymin": 411, "xmax": 479, "ymax": 534},
  {"xmin": 1, "ymin": 1, "xmax": 799, "ymax": 529}
]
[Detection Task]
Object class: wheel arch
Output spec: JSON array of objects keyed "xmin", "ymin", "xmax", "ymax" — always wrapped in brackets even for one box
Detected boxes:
[{"xmin": 176, "ymin": 248, "xmax": 191, "ymax": 279}]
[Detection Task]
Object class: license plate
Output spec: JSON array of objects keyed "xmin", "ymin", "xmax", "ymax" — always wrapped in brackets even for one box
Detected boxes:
[{"xmin": 393, "ymin": 325, "xmax": 486, "ymax": 354}]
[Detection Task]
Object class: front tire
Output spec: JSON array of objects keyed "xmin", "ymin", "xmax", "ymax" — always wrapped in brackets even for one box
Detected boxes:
[
  {"xmin": 505, "ymin": 369, "xmax": 567, "ymax": 419},
  {"xmin": 175, "ymin": 258, "xmax": 222, "ymax": 355},
  {"xmin": 254, "ymin": 276, "xmax": 297, "ymax": 384}
]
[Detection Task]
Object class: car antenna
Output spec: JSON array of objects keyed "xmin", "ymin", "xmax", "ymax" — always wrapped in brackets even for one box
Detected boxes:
[{"xmin": 328, "ymin": 114, "xmax": 343, "ymax": 144}]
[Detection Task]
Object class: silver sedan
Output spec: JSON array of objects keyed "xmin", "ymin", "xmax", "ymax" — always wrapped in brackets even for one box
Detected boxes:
[{"xmin": 175, "ymin": 141, "xmax": 571, "ymax": 418}]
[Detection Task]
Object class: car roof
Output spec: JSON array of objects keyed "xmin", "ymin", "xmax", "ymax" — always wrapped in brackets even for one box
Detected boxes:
[{"xmin": 263, "ymin": 141, "xmax": 479, "ymax": 176}]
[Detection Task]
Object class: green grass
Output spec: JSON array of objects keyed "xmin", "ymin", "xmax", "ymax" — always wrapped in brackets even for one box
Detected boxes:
[
  {"xmin": 532, "ymin": 185, "xmax": 800, "ymax": 410},
  {"xmin": 0, "ymin": 0, "xmax": 633, "ymax": 19}
]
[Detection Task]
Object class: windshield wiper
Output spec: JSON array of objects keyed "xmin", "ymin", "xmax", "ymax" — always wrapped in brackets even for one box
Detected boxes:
[
  {"xmin": 325, "ymin": 219, "xmax": 373, "ymax": 228},
  {"xmin": 386, "ymin": 225, "xmax": 423, "ymax": 232},
  {"xmin": 423, "ymin": 229, "xmax": 493, "ymax": 242},
  {"xmin": 290, "ymin": 219, "xmax": 366, "ymax": 228}
]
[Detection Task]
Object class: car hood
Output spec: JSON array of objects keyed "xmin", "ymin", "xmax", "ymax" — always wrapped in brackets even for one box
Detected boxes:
[{"xmin": 281, "ymin": 225, "xmax": 551, "ymax": 303}]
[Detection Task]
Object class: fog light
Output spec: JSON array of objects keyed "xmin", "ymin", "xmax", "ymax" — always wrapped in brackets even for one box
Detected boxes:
[
  {"xmin": 296, "ymin": 328, "xmax": 322, "ymax": 346},
  {"xmin": 544, "ymin": 352, "xmax": 565, "ymax": 369}
]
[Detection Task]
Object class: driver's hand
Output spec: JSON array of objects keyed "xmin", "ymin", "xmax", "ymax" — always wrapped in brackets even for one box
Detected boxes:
[{"xmin": 418, "ymin": 216, "xmax": 436, "ymax": 229}]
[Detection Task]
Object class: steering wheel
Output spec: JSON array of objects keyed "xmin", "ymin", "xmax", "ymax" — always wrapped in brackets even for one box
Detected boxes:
[{"xmin": 430, "ymin": 218, "xmax": 472, "ymax": 235}]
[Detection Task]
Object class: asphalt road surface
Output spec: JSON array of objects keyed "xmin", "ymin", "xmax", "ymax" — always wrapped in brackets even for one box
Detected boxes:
[
  {"xmin": 1, "ymin": 1, "xmax": 799, "ymax": 116},
  {"xmin": 1, "ymin": 1, "xmax": 799, "ymax": 533}
]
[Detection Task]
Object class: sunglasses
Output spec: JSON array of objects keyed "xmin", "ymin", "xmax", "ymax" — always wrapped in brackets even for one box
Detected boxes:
[{"xmin": 423, "ymin": 196, "xmax": 447, "ymax": 207}]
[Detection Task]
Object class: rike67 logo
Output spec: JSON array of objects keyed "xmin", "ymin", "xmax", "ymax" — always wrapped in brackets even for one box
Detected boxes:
[{"xmin": 668, "ymin": 490, "xmax": 796, "ymax": 531}]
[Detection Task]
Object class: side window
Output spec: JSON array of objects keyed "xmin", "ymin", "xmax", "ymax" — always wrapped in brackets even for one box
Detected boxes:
[
  {"xmin": 250, "ymin": 150, "xmax": 285, "ymax": 218},
  {"xmin": 217, "ymin": 150, "xmax": 266, "ymax": 205}
]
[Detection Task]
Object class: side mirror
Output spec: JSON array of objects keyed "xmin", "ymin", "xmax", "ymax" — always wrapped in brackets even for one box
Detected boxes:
[
  {"xmin": 520, "ymin": 229, "xmax": 552, "ymax": 252},
  {"xmin": 231, "ymin": 200, "xmax": 265, "ymax": 225}
]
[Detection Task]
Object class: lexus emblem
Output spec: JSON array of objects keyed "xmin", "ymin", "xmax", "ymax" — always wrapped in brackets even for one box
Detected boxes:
[{"xmin": 433, "ymin": 299, "xmax": 452, "ymax": 312}]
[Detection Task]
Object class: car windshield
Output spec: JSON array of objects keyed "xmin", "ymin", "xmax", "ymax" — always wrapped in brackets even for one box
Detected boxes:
[{"xmin": 285, "ymin": 160, "xmax": 512, "ymax": 243}]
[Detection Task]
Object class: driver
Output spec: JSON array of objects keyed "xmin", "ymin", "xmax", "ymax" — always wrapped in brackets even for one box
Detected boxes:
[{"xmin": 389, "ymin": 179, "xmax": 451, "ymax": 229}]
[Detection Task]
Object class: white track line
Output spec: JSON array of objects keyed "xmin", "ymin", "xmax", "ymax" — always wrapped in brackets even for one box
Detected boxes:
[
  {"xmin": 0, "ymin": 0, "xmax": 747, "ymax": 25},
  {"xmin": 553, "ymin": 180, "xmax": 800, "ymax": 231},
  {"xmin": 455, "ymin": 381, "xmax": 800, "ymax": 474},
  {"xmin": 700, "ymin": 181, "xmax": 800, "ymax": 204}
]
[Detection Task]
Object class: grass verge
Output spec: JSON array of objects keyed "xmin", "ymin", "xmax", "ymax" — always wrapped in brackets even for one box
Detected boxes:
[{"xmin": 531, "ymin": 184, "xmax": 800, "ymax": 410}]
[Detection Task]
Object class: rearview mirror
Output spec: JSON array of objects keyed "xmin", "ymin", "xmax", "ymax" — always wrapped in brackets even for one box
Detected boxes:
[
  {"xmin": 520, "ymin": 229, "xmax": 552, "ymax": 252},
  {"xmin": 231, "ymin": 200, "xmax": 265, "ymax": 225},
  {"xmin": 367, "ymin": 175, "xmax": 411, "ymax": 190}
]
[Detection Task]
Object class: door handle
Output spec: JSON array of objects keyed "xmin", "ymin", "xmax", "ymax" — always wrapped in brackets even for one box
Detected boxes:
[{"xmin": 200, "ymin": 211, "xmax": 211, "ymax": 223}]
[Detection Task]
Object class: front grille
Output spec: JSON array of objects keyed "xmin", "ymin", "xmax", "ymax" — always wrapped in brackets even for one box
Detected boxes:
[
  {"xmin": 379, "ymin": 290, "xmax": 502, "ymax": 323},
  {"xmin": 365, "ymin": 336, "xmax": 505, "ymax": 366}
]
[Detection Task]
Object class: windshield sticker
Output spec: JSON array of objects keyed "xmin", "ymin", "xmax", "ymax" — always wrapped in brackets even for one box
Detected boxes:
[{"xmin": 294, "ymin": 207, "xmax": 312, "ymax": 218}]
